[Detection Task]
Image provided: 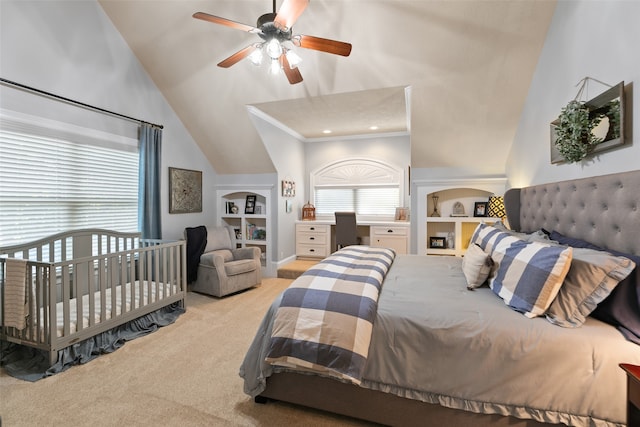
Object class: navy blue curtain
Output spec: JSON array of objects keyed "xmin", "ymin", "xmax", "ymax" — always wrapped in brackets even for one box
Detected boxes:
[{"xmin": 138, "ymin": 124, "xmax": 162, "ymax": 239}]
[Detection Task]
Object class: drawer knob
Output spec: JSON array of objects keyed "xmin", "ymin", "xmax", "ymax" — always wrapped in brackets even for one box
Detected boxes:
[
  {"xmin": 310, "ymin": 227, "xmax": 315, "ymax": 230},
  {"xmin": 387, "ymin": 229, "xmax": 393, "ymax": 233},
  {"xmin": 310, "ymin": 249, "xmax": 315, "ymax": 252},
  {"xmin": 310, "ymin": 237, "xmax": 315, "ymax": 240}
]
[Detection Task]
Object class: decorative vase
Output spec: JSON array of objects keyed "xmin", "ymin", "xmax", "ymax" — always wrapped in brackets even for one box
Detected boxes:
[{"xmin": 430, "ymin": 194, "xmax": 441, "ymax": 217}]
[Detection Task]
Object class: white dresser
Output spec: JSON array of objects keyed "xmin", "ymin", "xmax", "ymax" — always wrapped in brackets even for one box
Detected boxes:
[
  {"xmin": 370, "ymin": 225, "xmax": 409, "ymax": 254},
  {"xmin": 295, "ymin": 223, "xmax": 331, "ymax": 259},
  {"xmin": 296, "ymin": 220, "xmax": 409, "ymax": 258}
]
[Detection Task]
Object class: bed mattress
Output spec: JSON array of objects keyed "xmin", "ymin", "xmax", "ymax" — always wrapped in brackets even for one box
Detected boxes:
[{"xmin": 46, "ymin": 281, "xmax": 179, "ymax": 337}]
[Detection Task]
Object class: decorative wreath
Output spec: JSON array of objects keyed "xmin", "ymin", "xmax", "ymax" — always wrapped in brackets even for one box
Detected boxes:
[{"xmin": 554, "ymin": 100, "xmax": 604, "ymax": 163}]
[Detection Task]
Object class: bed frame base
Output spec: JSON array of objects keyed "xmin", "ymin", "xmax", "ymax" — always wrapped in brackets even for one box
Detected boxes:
[{"xmin": 259, "ymin": 372, "xmax": 554, "ymax": 426}]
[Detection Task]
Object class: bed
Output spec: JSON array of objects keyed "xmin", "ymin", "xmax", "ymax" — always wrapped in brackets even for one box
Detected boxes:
[
  {"xmin": 0, "ymin": 229, "xmax": 186, "ymax": 374},
  {"xmin": 240, "ymin": 170, "xmax": 640, "ymax": 427}
]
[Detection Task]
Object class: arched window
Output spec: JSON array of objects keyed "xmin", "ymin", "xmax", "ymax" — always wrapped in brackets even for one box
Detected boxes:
[{"xmin": 311, "ymin": 158, "xmax": 404, "ymax": 220}]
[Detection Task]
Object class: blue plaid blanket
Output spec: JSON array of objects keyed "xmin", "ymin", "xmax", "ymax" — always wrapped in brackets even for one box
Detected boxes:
[{"xmin": 265, "ymin": 246, "xmax": 395, "ymax": 384}]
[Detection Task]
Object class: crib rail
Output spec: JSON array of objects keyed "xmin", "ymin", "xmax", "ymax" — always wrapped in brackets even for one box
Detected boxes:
[
  {"xmin": 0, "ymin": 228, "xmax": 141, "ymax": 263},
  {"xmin": 1, "ymin": 236, "xmax": 186, "ymax": 364}
]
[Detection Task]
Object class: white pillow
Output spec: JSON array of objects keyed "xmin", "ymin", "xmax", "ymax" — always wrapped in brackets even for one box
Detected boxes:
[{"xmin": 462, "ymin": 244, "xmax": 494, "ymax": 290}]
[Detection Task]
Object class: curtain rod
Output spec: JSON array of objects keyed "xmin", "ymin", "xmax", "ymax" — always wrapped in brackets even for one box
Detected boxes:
[{"xmin": 0, "ymin": 77, "xmax": 164, "ymax": 129}]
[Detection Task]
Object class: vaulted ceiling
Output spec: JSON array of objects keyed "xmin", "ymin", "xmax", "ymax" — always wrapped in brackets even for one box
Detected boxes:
[{"xmin": 98, "ymin": 0, "xmax": 556, "ymax": 175}]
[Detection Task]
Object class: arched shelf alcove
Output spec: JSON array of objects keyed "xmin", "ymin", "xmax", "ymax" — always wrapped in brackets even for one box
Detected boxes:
[{"xmin": 414, "ymin": 177, "xmax": 507, "ymax": 255}]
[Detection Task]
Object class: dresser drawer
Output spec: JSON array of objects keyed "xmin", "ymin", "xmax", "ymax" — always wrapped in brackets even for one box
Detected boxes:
[
  {"xmin": 297, "ymin": 231, "xmax": 327, "ymax": 245},
  {"xmin": 297, "ymin": 223, "xmax": 329, "ymax": 234},
  {"xmin": 370, "ymin": 226, "xmax": 408, "ymax": 236},
  {"xmin": 296, "ymin": 244, "xmax": 328, "ymax": 258}
]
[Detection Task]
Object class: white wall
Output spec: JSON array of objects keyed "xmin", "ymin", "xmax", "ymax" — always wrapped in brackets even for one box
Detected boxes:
[
  {"xmin": 0, "ymin": 0, "xmax": 217, "ymax": 240},
  {"xmin": 247, "ymin": 109, "xmax": 305, "ymax": 264},
  {"xmin": 507, "ymin": 0, "xmax": 640, "ymax": 188}
]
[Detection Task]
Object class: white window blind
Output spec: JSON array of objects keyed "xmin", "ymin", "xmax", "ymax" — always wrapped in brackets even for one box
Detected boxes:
[
  {"xmin": 315, "ymin": 187, "xmax": 400, "ymax": 216},
  {"xmin": 0, "ymin": 112, "xmax": 139, "ymax": 247}
]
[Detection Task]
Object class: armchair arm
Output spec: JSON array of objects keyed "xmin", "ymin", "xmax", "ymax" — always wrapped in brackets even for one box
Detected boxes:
[
  {"xmin": 232, "ymin": 247, "xmax": 261, "ymax": 261},
  {"xmin": 207, "ymin": 252, "xmax": 229, "ymax": 278}
]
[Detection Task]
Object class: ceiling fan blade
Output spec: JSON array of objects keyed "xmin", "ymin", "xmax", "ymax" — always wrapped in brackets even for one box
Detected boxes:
[
  {"xmin": 274, "ymin": 0, "xmax": 309, "ymax": 31},
  {"xmin": 217, "ymin": 45, "xmax": 257, "ymax": 68},
  {"xmin": 280, "ymin": 54, "xmax": 303, "ymax": 85},
  {"xmin": 295, "ymin": 35, "xmax": 352, "ymax": 57},
  {"xmin": 193, "ymin": 12, "xmax": 260, "ymax": 34}
]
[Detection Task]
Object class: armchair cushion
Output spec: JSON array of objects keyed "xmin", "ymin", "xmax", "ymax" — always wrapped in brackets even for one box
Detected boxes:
[
  {"xmin": 200, "ymin": 250, "xmax": 234, "ymax": 267},
  {"xmin": 225, "ymin": 259, "xmax": 257, "ymax": 276},
  {"xmin": 233, "ymin": 247, "xmax": 260, "ymax": 261},
  {"xmin": 205, "ymin": 226, "xmax": 233, "ymax": 253}
]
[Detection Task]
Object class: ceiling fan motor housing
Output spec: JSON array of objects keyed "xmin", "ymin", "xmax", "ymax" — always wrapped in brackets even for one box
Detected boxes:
[{"xmin": 257, "ymin": 12, "xmax": 292, "ymax": 42}]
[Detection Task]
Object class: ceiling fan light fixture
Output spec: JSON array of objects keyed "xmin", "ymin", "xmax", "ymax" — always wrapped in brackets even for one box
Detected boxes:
[
  {"xmin": 269, "ymin": 58, "xmax": 282, "ymax": 75},
  {"xmin": 285, "ymin": 49, "xmax": 302, "ymax": 68},
  {"xmin": 265, "ymin": 38, "xmax": 283, "ymax": 59},
  {"xmin": 248, "ymin": 45, "xmax": 264, "ymax": 66}
]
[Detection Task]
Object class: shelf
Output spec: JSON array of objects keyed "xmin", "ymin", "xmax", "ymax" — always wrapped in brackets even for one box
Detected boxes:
[
  {"xmin": 218, "ymin": 188, "xmax": 272, "ymax": 276},
  {"xmin": 245, "ymin": 240, "xmax": 267, "ymax": 245},
  {"xmin": 426, "ymin": 248, "xmax": 457, "ymax": 256},
  {"xmin": 426, "ymin": 216, "xmax": 500, "ymax": 256}
]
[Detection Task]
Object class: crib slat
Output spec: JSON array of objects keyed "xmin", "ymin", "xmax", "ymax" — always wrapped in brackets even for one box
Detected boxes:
[
  {"xmin": 88, "ymin": 259, "xmax": 96, "ymax": 327},
  {"xmin": 118, "ymin": 254, "xmax": 124, "ymax": 314},
  {"xmin": 46, "ymin": 265, "xmax": 54, "ymax": 345},
  {"xmin": 62, "ymin": 264, "xmax": 71, "ymax": 336}
]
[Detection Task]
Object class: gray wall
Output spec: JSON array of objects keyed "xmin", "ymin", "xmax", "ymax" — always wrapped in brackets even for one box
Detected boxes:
[
  {"xmin": 507, "ymin": 0, "xmax": 640, "ymax": 188},
  {"xmin": 0, "ymin": 0, "xmax": 217, "ymax": 241}
]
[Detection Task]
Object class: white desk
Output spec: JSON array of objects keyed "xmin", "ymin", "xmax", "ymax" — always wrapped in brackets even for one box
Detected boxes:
[{"xmin": 295, "ymin": 220, "xmax": 410, "ymax": 258}]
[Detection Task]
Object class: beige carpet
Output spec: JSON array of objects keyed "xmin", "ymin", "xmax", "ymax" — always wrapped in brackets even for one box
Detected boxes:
[{"xmin": 0, "ymin": 278, "xmax": 374, "ymax": 426}]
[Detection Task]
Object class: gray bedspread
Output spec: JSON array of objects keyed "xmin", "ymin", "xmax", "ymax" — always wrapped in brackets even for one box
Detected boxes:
[{"xmin": 240, "ymin": 254, "xmax": 640, "ymax": 427}]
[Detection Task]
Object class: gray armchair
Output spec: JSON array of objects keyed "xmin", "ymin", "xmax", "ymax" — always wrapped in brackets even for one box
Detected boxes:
[{"xmin": 189, "ymin": 226, "xmax": 261, "ymax": 297}]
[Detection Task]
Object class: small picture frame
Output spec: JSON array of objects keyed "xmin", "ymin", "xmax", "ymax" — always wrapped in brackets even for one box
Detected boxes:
[
  {"xmin": 255, "ymin": 205, "xmax": 262, "ymax": 215},
  {"xmin": 394, "ymin": 207, "xmax": 409, "ymax": 221},
  {"xmin": 282, "ymin": 180, "xmax": 295, "ymax": 197},
  {"xmin": 285, "ymin": 199, "xmax": 292, "ymax": 213},
  {"xmin": 429, "ymin": 236, "xmax": 446, "ymax": 248},
  {"xmin": 245, "ymin": 195, "xmax": 257, "ymax": 214},
  {"xmin": 474, "ymin": 201, "xmax": 488, "ymax": 217}
]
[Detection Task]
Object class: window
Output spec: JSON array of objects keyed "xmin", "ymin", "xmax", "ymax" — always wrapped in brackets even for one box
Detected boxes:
[
  {"xmin": 311, "ymin": 158, "xmax": 404, "ymax": 219},
  {"xmin": 315, "ymin": 187, "xmax": 400, "ymax": 216},
  {"xmin": 0, "ymin": 111, "xmax": 139, "ymax": 247}
]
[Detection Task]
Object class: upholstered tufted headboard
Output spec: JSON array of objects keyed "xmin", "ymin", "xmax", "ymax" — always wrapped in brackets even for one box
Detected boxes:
[{"xmin": 505, "ymin": 170, "xmax": 640, "ymax": 257}]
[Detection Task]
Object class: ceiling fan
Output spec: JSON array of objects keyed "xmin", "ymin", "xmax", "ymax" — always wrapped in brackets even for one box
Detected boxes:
[{"xmin": 193, "ymin": 0, "xmax": 352, "ymax": 85}]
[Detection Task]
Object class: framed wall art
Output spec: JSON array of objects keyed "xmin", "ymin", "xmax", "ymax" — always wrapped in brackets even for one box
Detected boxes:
[
  {"xmin": 169, "ymin": 167, "xmax": 202, "ymax": 214},
  {"xmin": 282, "ymin": 180, "xmax": 295, "ymax": 197},
  {"xmin": 550, "ymin": 80, "xmax": 627, "ymax": 164}
]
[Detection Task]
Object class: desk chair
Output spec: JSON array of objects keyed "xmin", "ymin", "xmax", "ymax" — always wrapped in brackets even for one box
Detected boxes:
[{"xmin": 334, "ymin": 212, "xmax": 359, "ymax": 251}]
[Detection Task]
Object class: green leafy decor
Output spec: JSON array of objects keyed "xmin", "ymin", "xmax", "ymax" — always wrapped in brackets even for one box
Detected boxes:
[{"xmin": 554, "ymin": 100, "xmax": 604, "ymax": 163}]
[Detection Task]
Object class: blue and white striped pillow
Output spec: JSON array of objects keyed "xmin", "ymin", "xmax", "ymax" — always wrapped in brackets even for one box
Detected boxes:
[
  {"xmin": 490, "ymin": 236, "xmax": 573, "ymax": 318},
  {"xmin": 471, "ymin": 223, "xmax": 573, "ymax": 318}
]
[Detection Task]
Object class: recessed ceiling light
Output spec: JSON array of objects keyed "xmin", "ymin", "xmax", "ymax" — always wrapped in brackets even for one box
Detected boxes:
[
  {"xmin": 322, "ymin": 129, "xmax": 332, "ymax": 134},
  {"xmin": 369, "ymin": 125, "xmax": 379, "ymax": 130}
]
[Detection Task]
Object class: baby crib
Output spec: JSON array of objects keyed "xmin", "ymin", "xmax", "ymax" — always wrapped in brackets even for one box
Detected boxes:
[{"xmin": 0, "ymin": 229, "xmax": 187, "ymax": 365}]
